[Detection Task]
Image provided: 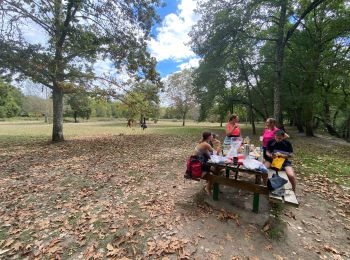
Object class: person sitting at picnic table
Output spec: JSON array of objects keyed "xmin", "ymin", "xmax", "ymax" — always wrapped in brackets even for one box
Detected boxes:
[
  {"xmin": 261, "ymin": 118, "xmax": 290, "ymax": 163},
  {"xmin": 265, "ymin": 129, "xmax": 296, "ymax": 192},
  {"xmin": 226, "ymin": 115, "xmax": 241, "ymax": 137},
  {"xmin": 194, "ymin": 132, "xmax": 222, "ymax": 195},
  {"xmin": 195, "ymin": 131, "xmax": 213, "ymax": 165}
]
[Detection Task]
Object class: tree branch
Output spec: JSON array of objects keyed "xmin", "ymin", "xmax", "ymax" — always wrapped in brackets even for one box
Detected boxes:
[
  {"xmin": 284, "ymin": 0, "xmax": 329, "ymax": 46},
  {"xmin": 2, "ymin": 1, "xmax": 54, "ymax": 35}
]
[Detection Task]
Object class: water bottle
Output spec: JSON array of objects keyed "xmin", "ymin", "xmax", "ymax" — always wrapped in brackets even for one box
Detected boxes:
[{"xmin": 244, "ymin": 144, "xmax": 250, "ymax": 158}]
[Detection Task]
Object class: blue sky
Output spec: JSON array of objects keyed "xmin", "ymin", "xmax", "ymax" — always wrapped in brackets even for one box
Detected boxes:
[
  {"xmin": 149, "ymin": 0, "xmax": 200, "ymax": 78},
  {"xmin": 19, "ymin": 0, "xmax": 200, "ymax": 97}
]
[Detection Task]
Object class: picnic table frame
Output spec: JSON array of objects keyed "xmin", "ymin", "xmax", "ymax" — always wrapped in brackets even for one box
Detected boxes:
[
  {"xmin": 203, "ymin": 161, "xmax": 269, "ymax": 213},
  {"xmin": 202, "ymin": 161, "xmax": 299, "ymax": 212}
]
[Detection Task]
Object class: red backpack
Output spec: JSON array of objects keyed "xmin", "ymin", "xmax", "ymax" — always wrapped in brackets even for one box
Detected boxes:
[{"xmin": 185, "ymin": 156, "xmax": 202, "ymax": 180}]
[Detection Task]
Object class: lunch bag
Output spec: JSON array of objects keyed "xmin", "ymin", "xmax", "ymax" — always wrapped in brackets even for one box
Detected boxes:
[
  {"xmin": 271, "ymin": 157, "xmax": 285, "ymax": 170},
  {"xmin": 184, "ymin": 156, "xmax": 202, "ymax": 180}
]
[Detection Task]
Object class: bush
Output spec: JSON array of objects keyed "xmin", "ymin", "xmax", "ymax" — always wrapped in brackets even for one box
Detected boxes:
[{"xmin": 0, "ymin": 107, "xmax": 6, "ymax": 118}]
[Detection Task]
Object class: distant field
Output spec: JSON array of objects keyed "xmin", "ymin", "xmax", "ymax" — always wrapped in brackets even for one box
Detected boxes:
[{"xmin": 0, "ymin": 118, "xmax": 231, "ymax": 141}]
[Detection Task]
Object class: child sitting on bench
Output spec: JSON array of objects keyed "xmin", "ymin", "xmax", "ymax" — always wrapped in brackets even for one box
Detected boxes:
[{"xmin": 265, "ymin": 130, "xmax": 296, "ymax": 192}]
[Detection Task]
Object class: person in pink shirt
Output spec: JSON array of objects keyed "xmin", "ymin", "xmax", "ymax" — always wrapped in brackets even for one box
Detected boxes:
[
  {"xmin": 226, "ymin": 115, "xmax": 241, "ymax": 137},
  {"xmin": 262, "ymin": 118, "xmax": 279, "ymax": 146},
  {"xmin": 261, "ymin": 118, "xmax": 289, "ymax": 163}
]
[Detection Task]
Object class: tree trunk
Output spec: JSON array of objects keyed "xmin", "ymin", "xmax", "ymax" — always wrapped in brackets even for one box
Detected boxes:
[
  {"xmin": 251, "ymin": 110, "xmax": 256, "ymax": 135},
  {"xmin": 182, "ymin": 113, "xmax": 186, "ymax": 126},
  {"xmin": 294, "ymin": 107, "xmax": 304, "ymax": 133},
  {"xmin": 52, "ymin": 87, "xmax": 64, "ymax": 142},
  {"xmin": 237, "ymin": 56, "xmax": 256, "ymax": 135},
  {"xmin": 304, "ymin": 58, "xmax": 321, "ymax": 136},
  {"xmin": 315, "ymin": 116, "xmax": 340, "ymax": 137},
  {"xmin": 304, "ymin": 101, "xmax": 314, "ymax": 136},
  {"xmin": 274, "ymin": 0, "xmax": 287, "ymax": 129},
  {"xmin": 74, "ymin": 111, "xmax": 77, "ymax": 123},
  {"xmin": 345, "ymin": 114, "xmax": 350, "ymax": 140}
]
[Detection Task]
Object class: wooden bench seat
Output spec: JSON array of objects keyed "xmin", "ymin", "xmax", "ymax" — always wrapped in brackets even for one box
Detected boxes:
[
  {"xmin": 268, "ymin": 170, "xmax": 299, "ymax": 207},
  {"xmin": 201, "ymin": 162, "xmax": 299, "ymax": 212}
]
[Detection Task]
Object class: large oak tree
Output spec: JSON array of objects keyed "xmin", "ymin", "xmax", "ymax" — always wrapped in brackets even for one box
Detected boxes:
[{"xmin": 0, "ymin": 0, "xmax": 161, "ymax": 141}]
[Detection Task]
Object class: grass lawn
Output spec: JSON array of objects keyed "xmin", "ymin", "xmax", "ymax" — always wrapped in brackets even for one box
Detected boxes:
[
  {"xmin": 0, "ymin": 119, "xmax": 349, "ymax": 259},
  {"xmin": 1, "ymin": 118, "xmax": 349, "ymax": 186}
]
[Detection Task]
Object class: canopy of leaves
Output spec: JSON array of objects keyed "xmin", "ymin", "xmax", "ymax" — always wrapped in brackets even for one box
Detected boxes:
[
  {"xmin": 0, "ymin": 0, "xmax": 161, "ymax": 92},
  {"xmin": 0, "ymin": 78, "xmax": 23, "ymax": 118},
  {"xmin": 190, "ymin": 0, "xmax": 350, "ymax": 138},
  {"xmin": 165, "ymin": 69, "xmax": 196, "ymax": 117}
]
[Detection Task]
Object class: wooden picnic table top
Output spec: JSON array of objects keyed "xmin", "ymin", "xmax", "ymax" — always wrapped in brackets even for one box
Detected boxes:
[{"xmin": 205, "ymin": 160, "xmax": 268, "ymax": 177}]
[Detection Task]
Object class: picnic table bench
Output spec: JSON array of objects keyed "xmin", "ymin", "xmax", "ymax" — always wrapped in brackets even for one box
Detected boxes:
[{"xmin": 203, "ymin": 161, "xmax": 299, "ymax": 213}]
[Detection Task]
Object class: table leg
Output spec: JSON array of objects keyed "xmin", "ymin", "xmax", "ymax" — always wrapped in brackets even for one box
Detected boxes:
[
  {"xmin": 253, "ymin": 174, "xmax": 262, "ymax": 213},
  {"xmin": 213, "ymin": 183, "xmax": 219, "ymax": 201},
  {"xmin": 252, "ymin": 193, "xmax": 259, "ymax": 213}
]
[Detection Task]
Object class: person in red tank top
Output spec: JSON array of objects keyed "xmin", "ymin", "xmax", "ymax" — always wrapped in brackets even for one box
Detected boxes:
[{"xmin": 226, "ymin": 114, "xmax": 241, "ymax": 137}]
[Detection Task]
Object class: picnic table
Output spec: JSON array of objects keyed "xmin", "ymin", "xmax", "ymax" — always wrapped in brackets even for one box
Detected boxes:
[{"xmin": 203, "ymin": 160, "xmax": 299, "ymax": 213}]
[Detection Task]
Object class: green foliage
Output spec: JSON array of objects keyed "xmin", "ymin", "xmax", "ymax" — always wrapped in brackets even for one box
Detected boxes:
[
  {"xmin": 0, "ymin": 0, "xmax": 162, "ymax": 140},
  {"xmin": 22, "ymin": 95, "xmax": 52, "ymax": 117},
  {"xmin": 122, "ymin": 81, "xmax": 161, "ymax": 120},
  {"xmin": 66, "ymin": 92, "xmax": 92, "ymax": 122},
  {"xmin": 191, "ymin": 0, "xmax": 350, "ymax": 139},
  {"xmin": 111, "ymin": 102, "xmax": 129, "ymax": 118},
  {"xmin": 165, "ymin": 69, "xmax": 196, "ymax": 125},
  {"xmin": 0, "ymin": 79, "xmax": 23, "ymax": 118}
]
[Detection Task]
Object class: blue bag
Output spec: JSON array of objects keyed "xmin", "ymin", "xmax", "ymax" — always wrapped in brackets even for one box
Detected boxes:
[{"xmin": 267, "ymin": 173, "xmax": 288, "ymax": 191}]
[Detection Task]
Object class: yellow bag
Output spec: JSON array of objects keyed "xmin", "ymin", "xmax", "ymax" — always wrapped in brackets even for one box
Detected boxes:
[{"xmin": 271, "ymin": 157, "xmax": 285, "ymax": 170}]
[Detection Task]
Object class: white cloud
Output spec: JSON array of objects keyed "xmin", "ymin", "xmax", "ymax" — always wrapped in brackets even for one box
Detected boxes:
[
  {"xmin": 93, "ymin": 59, "xmax": 115, "ymax": 76},
  {"xmin": 178, "ymin": 57, "xmax": 200, "ymax": 70},
  {"xmin": 148, "ymin": 0, "xmax": 199, "ymax": 62},
  {"xmin": 21, "ymin": 21, "xmax": 49, "ymax": 46}
]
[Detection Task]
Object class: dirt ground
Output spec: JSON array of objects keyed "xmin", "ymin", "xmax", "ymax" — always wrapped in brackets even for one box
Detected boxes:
[{"xmin": 0, "ymin": 134, "xmax": 349, "ymax": 259}]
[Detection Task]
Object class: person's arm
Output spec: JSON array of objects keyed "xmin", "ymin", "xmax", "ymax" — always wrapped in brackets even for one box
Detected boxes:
[
  {"xmin": 226, "ymin": 124, "xmax": 234, "ymax": 135},
  {"xmin": 266, "ymin": 150, "xmax": 274, "ymax": 158},
  {"xmin": 275, "ymin": 142, "xmax": 293, "ymax": 158},
  {"xmin": 204, "ymin": 142, "xmax": 214, "ymax": 152},
  {"xmin": 276, "ymin": 152, "xmax": 292, "ymax": 159},
  {"xmin": 227, "ymin": 123, "xmax": 239, "ymax": 135},
  {"xmin": 266, "ymin": 140, "xmax": 274, "ymax": 158}
]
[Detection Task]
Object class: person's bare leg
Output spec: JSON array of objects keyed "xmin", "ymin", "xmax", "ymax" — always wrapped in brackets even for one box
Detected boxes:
[
  {"xmin": 202, "ymin": 171, "xmax": 211, "ymax": 195},
  {"xmin": 285, "ymin": 166, "xmax": 296, "ymax": 192},
  {"xmin": 205, "ymin": 180, "xmax": 212, "ymax": 195}
]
